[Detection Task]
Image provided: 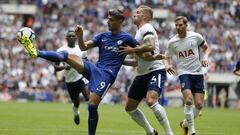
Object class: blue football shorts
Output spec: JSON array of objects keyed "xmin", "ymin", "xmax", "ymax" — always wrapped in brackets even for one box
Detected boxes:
[{"xmin": 82, "ymin": 60, "xmax": 115, "ymax": 98}]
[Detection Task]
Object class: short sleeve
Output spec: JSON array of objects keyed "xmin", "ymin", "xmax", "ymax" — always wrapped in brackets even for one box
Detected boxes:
[
  {"xmin": 196, "ymin": 33, "xmax": 205, "ymax": 47},
  {"xmin": 141, "ymin": 25, "xmax": 155, "ymax": 41},
  {"xmin": 165, "ymin": 41, "xmax": 174, "ymax": 57},
  {"xmin": 126, "ymin": 35, "xmax": 139, "ymax": 48}
]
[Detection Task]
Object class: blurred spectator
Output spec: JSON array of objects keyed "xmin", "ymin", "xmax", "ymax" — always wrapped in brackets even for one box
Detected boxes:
[
  {"xmin": 218, "ymin": 87, "xmax": 227, "ymax": 108},
  {"xmin": 0, "ymin": 0, "xmax": 239, "ymax": 103}
]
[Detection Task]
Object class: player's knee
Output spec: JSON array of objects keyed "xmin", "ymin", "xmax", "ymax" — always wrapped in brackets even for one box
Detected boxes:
[
  {"xmin": 125, "ymin": 106, "xmax": 130, "ymax": 112},
  {"xmin": 195, "ymin": 102, "xmax": 204, "ymax": 109},
  {"xmin": 73, "ymin": 101, "xmax": 79, "ymax": 108},
  {"xmin": 146, "ymin": 98, "xmax": 157, "ymax": 106},
  {"xmin": 184, "ymin": 97, "xmax": 193, "ymax": 105},
  {"xmin": 146, "ymin": 91, "xmax": 159, "ymax": 106},
  {"xmin": 88, "ymin": 92, "xmax": 101, "ymax": 105},
  {"xmin": 125, "ymin": 104, "xmax": 135, "ymax": 112},
  {"xmin": 125, "ymin": 98, "xmax": 139, "ymax": 112}
]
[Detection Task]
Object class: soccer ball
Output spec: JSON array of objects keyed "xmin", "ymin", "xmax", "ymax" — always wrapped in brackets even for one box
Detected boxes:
[{"xmin": 17, "ymin": 27, "xmax": 35, "ymax": 44}]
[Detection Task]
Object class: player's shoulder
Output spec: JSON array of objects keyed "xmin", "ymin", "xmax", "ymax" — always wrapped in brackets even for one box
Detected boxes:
[
  {"xmin": 97, "ymin": 31, "xmax": 110, "ymax": 36},
  {"xmin": 57, "ymin": 45, "xmax": 67, "ymax": 52},
  {"xmin": 187, "ymin": 31, "xmax": 203, "ymax": 38},
  {"xmin": 94, "ymin": 31, "xmax": 112, "ymax": 38},
  {"xmin": 142, "ymin": 23, "xmax": 154, "ymax": 29},
  {"xmin": 168, "ymin": 34, "xmax": 179, "ymax": 44},
  {"xmin": 74, "ymin": 45, "xmax": 81, "ymax": 50},
  {"xmin": 120, "ymin": 31, "xmax": 135, "ymax": 39},
  {"xmin": 120, "ymin": 31, "xmax": 131, "ymax": 35},
  {"xmin": 101, "ymin": 31, "xmax": 131, "ymax": 37},
  {"xmin": 139, "ymin": 23, "xmax": 155, "ymax": 32}
]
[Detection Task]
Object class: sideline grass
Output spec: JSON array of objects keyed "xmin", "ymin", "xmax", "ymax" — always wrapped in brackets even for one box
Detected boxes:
[{"xmin": 0, "ymin": 102, "xmax": 239, "ymax": 135}]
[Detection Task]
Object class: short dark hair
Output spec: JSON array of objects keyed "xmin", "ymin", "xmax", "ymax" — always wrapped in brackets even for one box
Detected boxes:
[
  {"xmin": 66, "ymin": 29, "xmax": 75, "ymax": 37},
  {"xmin": 175, "ymin": 16, "xmax": 188, "ymax": 24},
  {"xmin": 66, "ymin": 30, "xmax": 75, "ymax": 34},
  {"xmin": 108, "ymin": 9, "xmax": 125, "ymax": 21}
]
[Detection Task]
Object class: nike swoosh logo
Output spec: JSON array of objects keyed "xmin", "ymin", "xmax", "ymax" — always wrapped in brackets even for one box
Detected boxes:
[{"xmin": 102, "ymin": 39, "xmax": 107, "ymax": 42}]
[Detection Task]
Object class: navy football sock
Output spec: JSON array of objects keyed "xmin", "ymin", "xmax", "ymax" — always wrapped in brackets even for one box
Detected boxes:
[
  {"xmin": 38, "ymin": 50, "xmax": 68, "ymax": 62},
  {"xmin": 88, "ymin": 104, "xmax": 99, "ymax": 135}
]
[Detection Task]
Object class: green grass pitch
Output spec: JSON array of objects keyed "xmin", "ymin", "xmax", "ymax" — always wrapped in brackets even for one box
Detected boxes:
[{"xmin": 0, "ymin": 102, "xmax": 239, "ymax": 135}]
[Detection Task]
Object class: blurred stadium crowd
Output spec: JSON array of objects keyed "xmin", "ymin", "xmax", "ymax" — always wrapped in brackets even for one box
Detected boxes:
[{"xmin": 0, "ymin": 0, "xmax": 240, "ymax": 103}]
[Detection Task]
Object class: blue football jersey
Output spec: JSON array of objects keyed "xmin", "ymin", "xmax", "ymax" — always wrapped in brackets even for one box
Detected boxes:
[{"xmin": 92, "ymin": 31, "xmax": 138, "ymax": 78}]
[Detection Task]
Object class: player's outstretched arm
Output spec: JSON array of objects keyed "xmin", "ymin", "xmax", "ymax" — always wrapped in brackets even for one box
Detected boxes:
[
  {"xmin": 136, "ymin": 52, "xmax": 166, "ymax": 61},
  {"xmin": 118, "ymin": 37, "xmax": 155, "ymax": 55},
  {"xmin": 135, "ymin": 36, "xmax": 155, "ymax": 53},
  {"xmin": 75, "ymin": 25, "xmax": 94, "ymax": 51},
  {"xmin": 123, "ymin": 59, "xmax": 138, "ymax": 67}
]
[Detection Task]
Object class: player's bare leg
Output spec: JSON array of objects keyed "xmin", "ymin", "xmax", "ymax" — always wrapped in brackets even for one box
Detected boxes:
[
  {"xmin": 193, "ymin": 93, "xmax": 204, "ymax": 118},
  {"xmin": 66, "ymin": 54, "xmax": 84, "ymax": 73},
  {"xmin": 147, "ymin": 90, "xmax": 173, "ymax": 135},
  {"xmin": 198, "ymin": 90, "xmax": 208, "ymax": 117},
  {"xmin": 82, "ymin": 87, "xmax": 90, "ymax": 101}
]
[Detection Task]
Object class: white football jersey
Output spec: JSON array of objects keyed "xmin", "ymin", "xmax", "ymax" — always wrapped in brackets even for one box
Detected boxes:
[
  {"xmin": 57, "ymin": 45, "xmax": 88, "ymax": 83},
  {"xmin": 135, "ymin": 23, "xmax": 165, "ymax": 76},
  {"xmin": 166, "ymin": 31, "xmax": 205, "ymax": 76}
]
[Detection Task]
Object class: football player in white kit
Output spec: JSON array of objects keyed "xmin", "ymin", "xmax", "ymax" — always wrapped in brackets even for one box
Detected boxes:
[
  {"xmin": 122, "ymin": 5, "xmax": 173, "ymax": 135},
  {"xmin": 54, "ymin": 30, "xmax": 89, "ymax": 125},
  {"xmin": 165, "ymin": 16, "xmax": 211, "ymax": 135}
]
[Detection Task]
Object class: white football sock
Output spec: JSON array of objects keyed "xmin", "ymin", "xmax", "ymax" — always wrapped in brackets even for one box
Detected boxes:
[
  {"xmin": 151, "ymin": 102, "xmax": 173, "ymax": 135},
  {"xmin": 183, "ymin": 106, "xmax": 201, "ymax": 126},
  {"xmin": 184, "ymin": 104, "xmax": 195, "ymax": 134},
  {"xmin": 127, "ymin": 108, "xmax": 154, "ymax": 134},
  {"xmin": 193, "ymin": 107, "xmax": 201, "ymax": 118},
  {"xmin": 182, "ymin": 119, "xmax": 188, "ymax": 127},
  {"xmin": 72, "ymin": 104, "xmax": 79, "ymax": 116}
]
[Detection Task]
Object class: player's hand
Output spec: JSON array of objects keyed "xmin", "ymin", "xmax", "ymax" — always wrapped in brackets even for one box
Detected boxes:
[
  {"xmin": 155, "ymin": 54, "xmax": 166, "ymax": 60},
  {"xmin": 201, "ymin": 59, "xmax": 208, "ymax": 67},
  {"xmin": 118, "ymin": 45, "xmax": 135, "ymax": 56},
  {"xmin": 165, "ymin": 65, "xmax": 176, "ymax": 75},
  {"xmin": 75, "ymin": 25, "xmax": 83, "ymax": 38}
]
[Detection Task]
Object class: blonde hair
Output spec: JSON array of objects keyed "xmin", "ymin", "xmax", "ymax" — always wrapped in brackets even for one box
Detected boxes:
[{"xmin": 138, "ymin": 5, "xmax": 153, "ymax": 19}]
